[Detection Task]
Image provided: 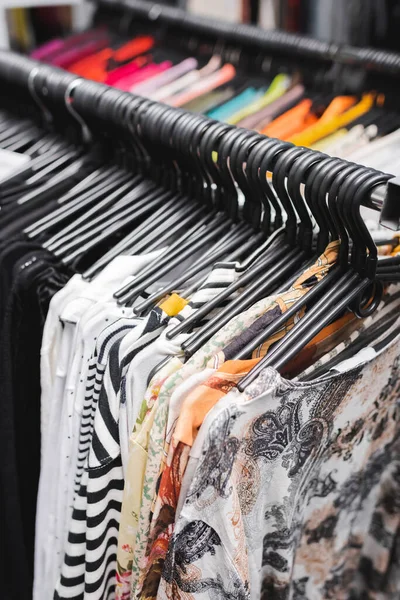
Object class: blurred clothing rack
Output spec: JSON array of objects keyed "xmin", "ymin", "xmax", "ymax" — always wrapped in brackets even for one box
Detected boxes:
[{"xmin": 91, "ymin": 0, "xmax": 400, "ymax": 77}]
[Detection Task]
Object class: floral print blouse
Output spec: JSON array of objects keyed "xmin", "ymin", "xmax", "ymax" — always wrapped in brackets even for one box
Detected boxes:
[
  {"xmin": 158, "ymin": 330, "xmax": 400, "ymax": 600},
  {"xmin": 133, "ymin": 241, "xmax": 340, "ymax": 599}
]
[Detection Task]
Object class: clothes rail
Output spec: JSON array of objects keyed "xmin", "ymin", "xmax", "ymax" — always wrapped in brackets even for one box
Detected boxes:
[
  {"xmin": 92, "ymin": 0, "xmax": 400, "ymax": 77},
  {"xmin": 2, "ymin": 49, "xmax": 400, "ymax": 229}
]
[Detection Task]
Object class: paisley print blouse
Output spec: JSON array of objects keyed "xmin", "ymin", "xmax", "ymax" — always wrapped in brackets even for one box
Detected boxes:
[{"xmin": 159, "ymin": 331, "xmax": 400, "ymax": 600}]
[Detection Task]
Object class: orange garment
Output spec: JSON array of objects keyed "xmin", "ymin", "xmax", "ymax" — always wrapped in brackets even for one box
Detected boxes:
[
  {"xmin": 262, "ymin": 98, "xmax": 318, "ymax": 140},
  {"xmin": 112, "ymin": 37, "xmax": 154, "ymax": 62},
  {"xmin": 281, "ymin": 311, "xmax": 356, "ymax": 378},
  {"xmin": 69, "ymin": 47, "xmax": 113, "ymax": 76},
  {"xmin": 158, "ymin": 293, "xmax": 188, "ymax": 316},
  {"xmin": 263, "ymin": 95, "xmax": 356, "ymax": 143},
  {"xmin": 172, "ymin": 358, "xmax": 260, "ymax": 447},
  {"xmin": 316, "ymin": 95, "xmax": 356, "ymax": 123},
  {"xmin": 84, "ymin": 55, "xmax": 149, "ymax": 83}
]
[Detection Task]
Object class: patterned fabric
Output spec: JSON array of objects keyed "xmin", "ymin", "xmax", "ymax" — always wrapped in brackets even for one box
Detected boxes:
[
  {"xmin": 137, "ymin": 359, "xmax": 260, "ymax": 599},
  {"xmin": 55, "ymin": 317, "xmax": 138, "ymax": 600},
  {"xmin": 139, "ymin": 308, "xmax": 355, "ymax": 597},
  {"xmin": 116, "ymin": 359, "xmax": 183, "ymax": 600},
  {"xmin": 216, "ymin": 305, "xmax": 283, "ymax": 361},
  {"xmin": 129, "ymin": 241, "xmax": 339, "ymax": 600},
  {"xmin": 212, "ymin": 240, "xmax": 340, "ymax": 367},
  {"xmin": 159, "ymin": 332, "xmax": 400, "ymax": 600},
  {"xmin": 116, "ymin": 262, "xmax": 241, "ymax": 600},
  {"xmin": 128, "ymin": 312, "xmax": 270, "ymax": 599}
]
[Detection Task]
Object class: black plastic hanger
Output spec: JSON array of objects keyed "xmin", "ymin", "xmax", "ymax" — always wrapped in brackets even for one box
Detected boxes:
[
  {"xmin": 231, "ymin": 157, "xmax": 360, "ymax": 361},
  {"xmin": 112, "ymin": 109, "xmax": 253, "ymax": 307},
  {"xmin": 197, "ymin": 119, "xmax": 236, "ymax": 210},
  {"xmin": 165, "ymin": 135, "xmax": 301, "ymax": 343},
  {"xmin": 42, "ymin": 173, "xmax": 139, "ymax": 251},
  {"xmin": 238, "ymin": 169, "xmax": 390, "ymax": 389},
  {"xmin": 81, "ymin": 194, "xmax": 189, "ymax": 280},
  {"xmin": 117, "ymin": 213, "xmax": 229, "ymax": 307},
  {"xmin": 164, "ymin": 134, "xmax": 291, "ymax": 341},
  {"xmin": 284, "ymin": 148, "xmax": 326, "ymax": 252},
  {"xmin": 113, "ymin": 208, "xmax": 218, "ymax": 299},
  {"xmin": 41, "ymin": 82, "xmax": 199, "ymax": 258},
  {"xmin": 108, "ymin": 118, "xmax": 230, "ymax": 300},
  {"xmin": 303, "ymin": 156, "xmax": 342, "ymax": 252},
  {"xmin": 55, "ymin": 184, "xmax": 171, "ymax": 260},
  {"xmin": 180, "ymin": 141, "xmax": 312, "ymax": 356},
  {"xmin": 248, "ymin": 138, "xmax": 291, "ymax": 235},
  {"xmin": 61, "ymin": 190, "xmax": 177, "ymax": 267},
  {"xmin": 24, "ymin": 165, "xmax": 118, "ymax": 238},
  {"xmin": 215, "ymin": 127, "xmax": 248, "ymax": 221},
  {"xmin": 132, "ymin": 222, "xmax": 255, "ymax": 315},
  {"xmin": 165, "ymin": 225, "xmax": 286, "ymax": 340}
]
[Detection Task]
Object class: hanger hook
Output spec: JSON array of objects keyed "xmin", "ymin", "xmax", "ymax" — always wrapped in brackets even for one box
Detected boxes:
[
  {"xmin": 64, "ymin": 79, "xmax": 92, "ymax": 145},
  {"xmin": 213, "ymin": 39, "xmax": 226, "ymax": 60},
  {"xmin": 28, "ymin": 67, "xmax": 53, "ymax": 125}
]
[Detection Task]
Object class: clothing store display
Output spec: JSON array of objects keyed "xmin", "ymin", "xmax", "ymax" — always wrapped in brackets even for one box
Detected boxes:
[{"xmin": 3, "ymin": 5, "xmax": 400, "ymax": 600}]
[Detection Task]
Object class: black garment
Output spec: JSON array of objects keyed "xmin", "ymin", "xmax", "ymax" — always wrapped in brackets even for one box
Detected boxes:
[
  {"xmin": 0, "ymin": 237, "xmax": 42, "ymax": 318},
  {"xmin": 0, "ymin": 247, "xmax": 73, "ymax": 600}
]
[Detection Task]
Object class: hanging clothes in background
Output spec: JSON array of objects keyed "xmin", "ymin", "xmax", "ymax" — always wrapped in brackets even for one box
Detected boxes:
[
  {"xmin": 272, "ymin": 0, "xmax": 388, "ymax": 47},
  {"xmin": 7, "ymin": 5, "xmax": 73, "ymax": 54},
  {"xmin": 187, "ymin": 0, "xmax": 246, "ymax": 23},
  {"xmin": 30, "ymin": 6, "xmax": 400, "ymax": 176},
  {"xmin": 7, "ymin": 8, "xmax": 34, "ymax": 54},
  {"xmin": 7, "ymin": 1, "xmax": 400, "ymax": 56}
]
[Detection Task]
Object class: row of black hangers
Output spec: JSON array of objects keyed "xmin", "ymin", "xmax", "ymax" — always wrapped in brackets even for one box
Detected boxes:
[{"xmin": 1, "ymin": 49, "xmax": 400, "ymax": 390}]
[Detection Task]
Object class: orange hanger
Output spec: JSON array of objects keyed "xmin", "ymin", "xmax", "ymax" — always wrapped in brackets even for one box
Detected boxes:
[{"xmin": 262, "ymin": 98, "xmax": 318, "ymax": 140}]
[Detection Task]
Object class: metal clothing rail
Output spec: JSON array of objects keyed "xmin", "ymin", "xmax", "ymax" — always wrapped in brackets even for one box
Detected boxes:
[
  {"xmin": 0, "ymin": 49, "xmax": 400, "ymax": 229},
  {"xmin": 92, "ymin": 0, "xmax": 400, "ymax": 76}
]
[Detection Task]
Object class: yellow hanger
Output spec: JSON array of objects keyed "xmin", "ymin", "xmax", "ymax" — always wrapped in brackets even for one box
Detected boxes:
[{"xmin": 290, "ymin": 94, "xmax": 374, "ymax": 147}]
